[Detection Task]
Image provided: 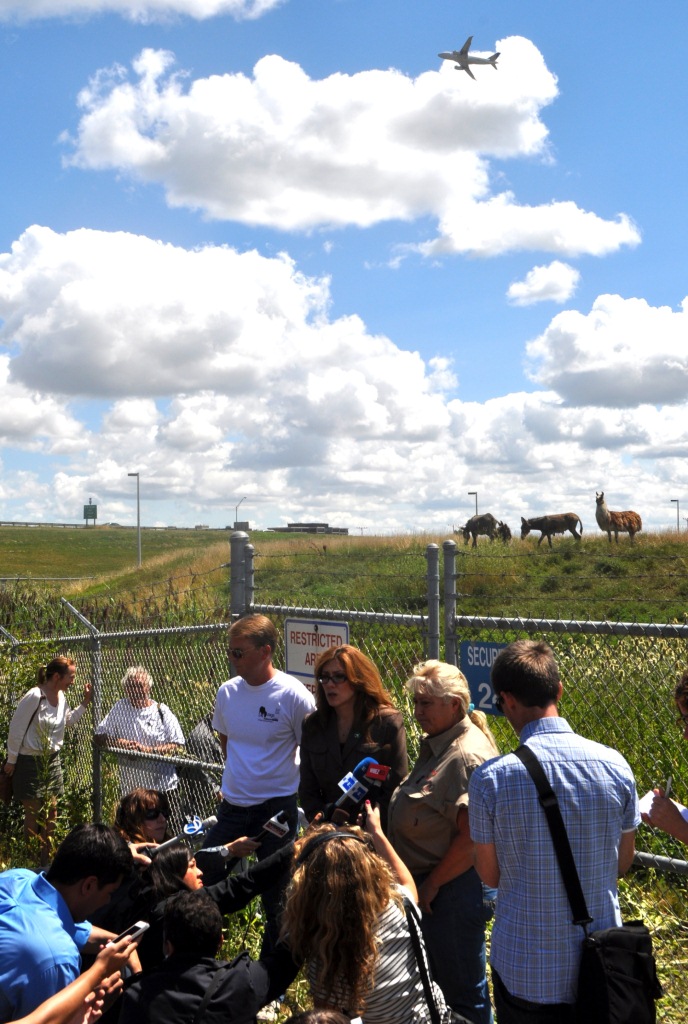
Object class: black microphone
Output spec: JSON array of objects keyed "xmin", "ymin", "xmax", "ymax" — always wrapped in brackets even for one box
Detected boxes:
[
  {"xmin": 149, "ymin": 814, "xmax": 218, "ymax": 858},
  {"xmin": 324, "ymin": 757, "xmax": 391, "ymax": 824},
  {"xmin": 203, "ymin": 809, "xmax": 292, "ymax": 870}
]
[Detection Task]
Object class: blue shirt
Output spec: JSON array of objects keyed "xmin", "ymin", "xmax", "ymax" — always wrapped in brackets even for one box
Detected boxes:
[
  {"xmin": 0, "ymin": 869, "xmax": 92, "ymax": 1022},
  {"xmin": 468, "ymin": 717, "xmax": 639, "ymax": 1005}
]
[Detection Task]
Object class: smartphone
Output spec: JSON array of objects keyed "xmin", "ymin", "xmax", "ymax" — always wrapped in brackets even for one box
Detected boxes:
[{"xmin": 108, "ymin": 920, "xmax": 150, "ymax": 945}]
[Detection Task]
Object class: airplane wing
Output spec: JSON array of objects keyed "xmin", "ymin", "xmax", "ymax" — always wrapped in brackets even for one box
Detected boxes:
[
  {"xmin": 458, "ymin": 64, "xmax": 476, "ymax": 80},
  {"xmin": 459, "ymin": 36, "xmax": 473, "ymax": 56}
]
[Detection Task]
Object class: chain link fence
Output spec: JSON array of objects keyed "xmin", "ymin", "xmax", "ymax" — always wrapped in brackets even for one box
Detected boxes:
[{"xmin": 2, "ymin": 534, "xmax": 687, "ymax": 1018}]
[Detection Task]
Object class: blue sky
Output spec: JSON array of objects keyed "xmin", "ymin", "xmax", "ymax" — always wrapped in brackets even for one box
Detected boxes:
[{"xmin": 0, "ymin": 0, "xmax": 687, "ymax": 533}]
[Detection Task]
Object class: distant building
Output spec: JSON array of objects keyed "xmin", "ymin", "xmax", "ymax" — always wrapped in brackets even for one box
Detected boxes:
[{"xmin": 267, "ymin": 522, "xmax": 348, "ymax": 535}]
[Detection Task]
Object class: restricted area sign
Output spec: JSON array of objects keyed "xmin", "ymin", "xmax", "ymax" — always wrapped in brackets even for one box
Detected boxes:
[
  {"xmin": 460, "ymin": 641, "xmax": 507, "ymax": 716},
  {"xmin": 285, "ymin": 619, "xmax": 350, "ymax": 694}
]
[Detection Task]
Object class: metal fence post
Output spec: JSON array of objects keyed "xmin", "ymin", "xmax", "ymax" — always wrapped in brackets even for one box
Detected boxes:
[
  {"xmin": 244, "ymin": 543, "xmax": 255, "ymax": 613},
  {"xmin": 60, "ymin": 598, "xmax": 103, "ymax": 821},
  {"xmin": 426, "ymin": 544, "xmax": 440, "ymax": 660},
  {"xmin": 443, "ymin": 539, "xmax": 457, "ymax": 666},
  {"xmin": 230, "ymin": 531, "xmax": 249, "ymax": 619}
]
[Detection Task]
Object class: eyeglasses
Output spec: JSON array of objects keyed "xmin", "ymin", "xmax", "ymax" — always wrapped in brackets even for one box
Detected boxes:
[
  {"xmin": 228, "ymin": 647, "xmax": 257, "ymax": 659},
  {"xmin": 144, "ymin": 808, "xmax": 168, "ymax": 820},
  {"xmin": 494, "ymin": 693, "xmax": 505, "ymax": 711},
  {"xmin": 317, "ymin": 672, "xmax": 349, "ymax": 685}
]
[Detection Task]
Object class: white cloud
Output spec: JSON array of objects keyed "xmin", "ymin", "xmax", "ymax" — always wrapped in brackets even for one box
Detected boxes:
[
  {"xmin": 507, "ymin": 260, "xmax": 580, "ymax": 306},
  {"xmin": 0, "ymin": 0, "xmax": 281, "ymax": 23},
  {"xmin": 1, "ymin": 226, "xmax": 686, "ymax": 532},
  {"xmin": 62, "ymin": 41, "xmax": 639, "ymax": 259},
  {"xmin": 526, "ymin": 294, "xmax": 688, "ymax": 407},
  {"xmin": 0, "ymin": 354, "xmax": 86, "ymax": 451}
]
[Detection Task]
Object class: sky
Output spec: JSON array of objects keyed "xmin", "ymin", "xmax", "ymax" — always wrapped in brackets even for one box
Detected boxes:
[{"xmin": 0, "ymin": 0, "xmax": 687, "ymax": 534}]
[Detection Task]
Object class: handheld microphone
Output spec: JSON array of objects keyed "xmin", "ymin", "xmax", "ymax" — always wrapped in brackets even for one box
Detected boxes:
[
  {"xmin": 209, "ymin": 809, "xmax": 291, "ymax": 870},
  {"xmin": 149, "ymin": 814, "xmax": 218, "ymax": 857},
  {"xmin": 324, "ymin": 757, "xmax": 391, "ymax": 824}
]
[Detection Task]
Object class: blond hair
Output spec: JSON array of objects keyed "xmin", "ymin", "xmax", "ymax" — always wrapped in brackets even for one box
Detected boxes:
[{"xmin": 407, "ymin": 660, "xmax": 499, "ymax": 751}]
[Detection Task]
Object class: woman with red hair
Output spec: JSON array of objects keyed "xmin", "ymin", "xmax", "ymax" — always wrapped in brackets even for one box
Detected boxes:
[{"xmin": 299, "ymin": 644, "xmax": 407, "ymax": 830}]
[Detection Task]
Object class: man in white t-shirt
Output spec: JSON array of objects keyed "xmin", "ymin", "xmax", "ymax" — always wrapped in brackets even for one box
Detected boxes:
[
  {"xmin": 200, "ymin": 614, "xmax": 315, "ymax": 952},
  {"xmin": 95, "ymin": 667, "xmax": 185, "ymax": 821}
]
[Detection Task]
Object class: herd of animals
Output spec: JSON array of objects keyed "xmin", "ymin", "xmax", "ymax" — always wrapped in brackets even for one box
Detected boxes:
[{"xmin": 455, "ymin": 492, "xmax": 644, "ymax": 548}]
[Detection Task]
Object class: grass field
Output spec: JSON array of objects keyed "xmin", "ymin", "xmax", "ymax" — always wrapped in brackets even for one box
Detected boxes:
[{"xmin": 1, "ymin": 524, "xmax": 687, "ymax": 1020}]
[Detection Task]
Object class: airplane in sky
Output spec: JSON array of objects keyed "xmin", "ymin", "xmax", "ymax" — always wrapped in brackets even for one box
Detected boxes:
[{"xmin": 438, "ymin": 36, "xmax": 500, "ymax": 80}]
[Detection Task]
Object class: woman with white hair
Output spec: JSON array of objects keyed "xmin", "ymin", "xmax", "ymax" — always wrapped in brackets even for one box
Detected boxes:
[
  {"xmin": 387, "ymin": 661, "xmax": 500, "ymax": 1024},
  {"xmin": 95, "ymin": 667, "xmax": 185, "ymax": 820}
]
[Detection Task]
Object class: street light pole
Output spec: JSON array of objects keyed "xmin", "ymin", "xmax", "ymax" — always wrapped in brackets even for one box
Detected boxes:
[
  {"xmin": 468, "ymin": 491, "xmax": 478, "ymax": 516},
  {"xmin": 128, "ymin": 472, "xmax": 141, "ymax": 567},
  {"xmin": 671, "ymin": 498, "xmax": 680, "ymax": 533},
  {"xmin": 235, "ymin": 496, "xmax": 247, "ymax": 526}
]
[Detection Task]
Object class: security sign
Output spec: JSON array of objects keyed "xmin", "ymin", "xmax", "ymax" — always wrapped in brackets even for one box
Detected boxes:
[{"xmin": 460, "ymin": 641, "xmax": 507, "ymax": 716}]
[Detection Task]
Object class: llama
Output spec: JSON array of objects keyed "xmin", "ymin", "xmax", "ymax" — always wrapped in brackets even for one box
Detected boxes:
[{"xmin": 595, "ymin": 492, "xmax": 642, "ymax": 543}]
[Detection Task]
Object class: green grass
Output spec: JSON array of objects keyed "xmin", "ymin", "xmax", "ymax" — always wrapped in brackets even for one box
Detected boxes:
[{"xmin": 1, "ymin": 525, "xmax": 688, "ymax": 1020}]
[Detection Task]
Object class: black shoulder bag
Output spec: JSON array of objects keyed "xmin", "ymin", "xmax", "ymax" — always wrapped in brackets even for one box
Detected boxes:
[
  {"xmin": 513, "ymin": 744, "xmax": 662, "ymax": 1024},
  {"xmin": 402, "ymin": 895, "xmax": 472, "ymax": 1024}
]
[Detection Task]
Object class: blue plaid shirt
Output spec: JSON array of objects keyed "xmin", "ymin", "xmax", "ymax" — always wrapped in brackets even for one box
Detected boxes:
[{"xmin": 468, "ymin": 717, "xmax": 639, "ymax": 1004}]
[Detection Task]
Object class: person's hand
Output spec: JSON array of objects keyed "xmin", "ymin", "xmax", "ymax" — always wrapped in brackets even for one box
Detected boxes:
[
  {"xmin": 98, "ymin": 933, "xmax": 140, "ymax": 973},
  {"xmin": 641, "ymin": 787, "xmax": 684, "ymax": 833},
  {"xmin": 2, "ymin": 762, "xmax": 14, "ymax": 776},
  {"xmin": 417, "ymin": 876, "xmax": 440, "ymax": 915},
  {"xmin": 116, "ymin": 738, "xmax": 140, "ymax": 751},
  {"xmin": 225, "ymin": 836, "xmax": 260, "ymax": 858},
  {"xmin": 66, "ymin": 990, "xmax": 104, "ymax": 1024},
  {"xmin": 129, "ymin": 841, "xmax": 154, "ymax": 866},
  {"xmin": 82, "ymin": 682, "xmax": 93, "ymax": 706},
  {"xmin": 362, "ymin": 801, "xmax": 383, "ymax": 838}
]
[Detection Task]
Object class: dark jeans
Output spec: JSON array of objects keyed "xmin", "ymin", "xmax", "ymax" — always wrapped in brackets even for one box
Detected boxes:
[
  {"xmin": 200, "ymin": 793, "xmax": 298, "ymax": 955},
  {"xmin": 414, "ymin": 868, "xmax": 495, "ymax": 1024},
  {"xmin": 492, "ymin": 969, "xmax": 576, "ymax": 1024}
]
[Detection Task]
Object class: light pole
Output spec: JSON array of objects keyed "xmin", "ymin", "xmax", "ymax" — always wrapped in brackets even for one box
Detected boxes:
[
  {"xmin": 468, "ymin": 491, "xmax": 478, "ymax": 516},
  {"xmin": 128, "ymin": 472, "xmax": 141, "ymax": 567},
  {"xmin": 235, "ymin": 496, "xmax": 247, "ymax": 527},
  {"xmin": 671, "ymin": 498, "xmax": 680, "ymax": 533}
]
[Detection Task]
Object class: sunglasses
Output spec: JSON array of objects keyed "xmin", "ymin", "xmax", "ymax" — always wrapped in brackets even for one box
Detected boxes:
[
  {"xmin": 228, "ymin": 647, "xmax": 257, "ymax": 659},
  {"xmin": 494, "ymin": 693, "xmax": 505, "ymax": 711},
  {"xmin": 144, "ymin": 808, "xmax": 168, "ymax": 820},
  {"xmin": 317, "ymin": 672, "xmax": 349, "ymax": 685}
]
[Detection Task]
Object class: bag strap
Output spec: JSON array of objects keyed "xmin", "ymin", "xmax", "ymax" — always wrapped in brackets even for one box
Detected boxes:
[
  {"xmin": 513, "ymin": 745, "xmax": 592, "ymax": 929},
  {"xmin": 190, "ymin": 957, "xmax": 244, "ymax": 1024},
  {"xmin": 21, "ymin": 694, "xmax": 44, "ymax": 748},
  {"xmin": 402, "ymin": 895, "xmax": 442, "ymax": 1024}
]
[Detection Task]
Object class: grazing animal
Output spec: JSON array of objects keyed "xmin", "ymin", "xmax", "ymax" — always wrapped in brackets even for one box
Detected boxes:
[
  {"xmin": 595, "ymin": 492, "xmax": 642, "ymax": 543},
  {"xmin": 496, "ymin": 521, "xmax": 512, "ymax": 543},
  {"xmin": 520, "ymin": 513, "xmax": 583, "ymax": 548},
  {"xmin": 457, "ymin": 512, "xmax": 499, "ymax": 548}
]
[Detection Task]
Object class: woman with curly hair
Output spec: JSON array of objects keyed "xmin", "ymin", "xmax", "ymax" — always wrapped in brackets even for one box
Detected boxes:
[
  {"xmin": 388, "ymin": 661, "xmax": 499, "ymax": 1024},
  {"xmin": 299, "ymin": 645, "xmax": 407, "ymax": 829},
  {"xmin": 281, "ymin": 806, "xmax": 453, "ymax": 1024}
]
